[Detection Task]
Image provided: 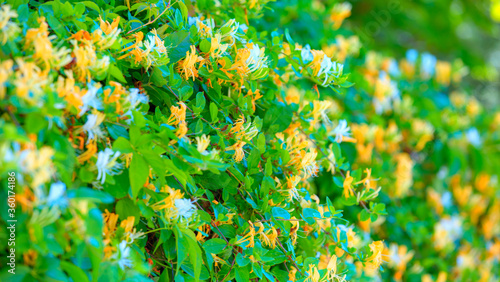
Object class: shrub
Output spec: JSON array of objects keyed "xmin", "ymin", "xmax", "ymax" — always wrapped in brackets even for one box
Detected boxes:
[{"xmin": 0, "ymin": 1, "xmax": 498, "ymax": 281}]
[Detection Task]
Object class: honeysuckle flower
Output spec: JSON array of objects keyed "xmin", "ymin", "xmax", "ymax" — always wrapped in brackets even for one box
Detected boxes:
[
  {"xmin": 305, "ymin": 264, "xmax": 321, "ymax": 282},
  {"xmin": 236, "ymin": 221, "xmax": 259, "ymax": 248},
  {"xmin": 19, "ymin": 147, "xmax": 55, "ymax": 188},
  {"xmin": 79, "ymin": 82, "xmax": 103, "ymax": 116},
  {"xmin": 143, "ymin": 30, "xmax": 169, "ymax": 68},
  {"xmin": 326, "ymin": 255, "xmax": 340, "ymax": 280},
  {"xmin": 436, "ymin": 61, "xmax": 451, "ymax": 85},
  {"xmin": 365, "ymin": 240, "xmax": 385, "ymax": 270},
  {"xmin": 387, "ymin": 243, "xmax": 414, "ymax": 281},
  {"xmin": 310, "ymin": 50, "xmax": 344, "ymax": 85},
  {"xmin": 245, "ymin": 42, "xmax": 268, "ymax": 73},
  {"xmin": 466, "ymin": 127, "xmax": 482, "ymax": 147},
  {"xmin": 406, "ymin": 49, "xmax": 418, "ymax": 65},
  {"xmin": 288, "ymin": 267, "xmax": 297, "ymax": 282},
  {"xmin": 99, "ymin": 16, "xmax": 120, "ymax": 36},
  {"xmin": 421, "ymin": 52, "xmax": 437, "ymax": 77},
  {"xmin": 388, "ymin": 59, "xmax": 400, "ymax": 76},
  {"xmin": 330, "ymin": 2, "xmax": 352, "ymax": 29},
  {"xmin": 166, "ymin": 102, "xmax": 186, "ymax": 127},
  {"xmin": 343, "ymin": 171, "xmax": 354, "ymax": 198},
  {"xmin": 0, "ymin": 59, "xmax": 13, "ymax": 99},
  {"xmin": 95, "ymin": 16, "xmax": 121, "ymax": 49},
  {"xmin": 196, "ymin": 18, "xmax": 215, "ymax": 37},
  {"xmin": 152, "ymin": 186, "xmax": 184, "ymax": 211},
  {"xmin": 96, "ymin": 148, "xmax": 122, "ymax": 184},
  {"xmin": 332, "ymin": 119, "xmax": 353, "ymax": 143},
  {"xmin": 122, "ymin": 88, "xmax": 149, "ymax": 122},
  {"xmin": 47, "ymin": 182, "xmax": 67, "ymax": 208},
  {"xmin": 433, "ymin": 216, "xmax": 463, "ymax": 249},
  {"xmin": 114, "ymin": 240, "xmax": 133, "ymax": 270},
  {"xmin": 195, "ymin": 134, "xmax": 210, "ymax": 153},
  {"xmin": 0, "ymin": 5, "xmax": 20, "ymax": 44},
  {"xmin": 310, "ymin": 100, "xmax": 332, "ymax": 129},
  {"xmin": 245, "ymin": 89, "xmax": 262, "ymax": 111},
  {"xmin": 260, "ymin": 226, "xmax": 278, "ymax": 249},
  {"xmin": 13, "ymin": 59, "xmax": 49, "ymax": 104},
  {"xmin": 174, "ymin": 198, "xmax": 197, "ymax": 221},
  {"xmin": 301, "ymin": 44, "xmax": 314, "ymax": 63},
  {"xmin": 82, "ymin": 110, "xmax": 105, "ymax": 142},
  {"xmin": 218, "ymin": 19, "xmax": 242, "ymax": 44},
  {"xmin": 394, "ymin": 153, "xmax": 413, "ymax": 197},
  {"xmin": 178, "ymin": 45, "xmax": 204, "ymax": 80},
  {"xmin": 299, "ymin": 150, "xmax": 319, "ymax": 179}
]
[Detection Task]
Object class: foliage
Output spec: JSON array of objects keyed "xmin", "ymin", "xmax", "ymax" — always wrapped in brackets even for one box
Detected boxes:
[{"xmin": 0, "ymin": 0, "xmax": 498, "ymax": 282}]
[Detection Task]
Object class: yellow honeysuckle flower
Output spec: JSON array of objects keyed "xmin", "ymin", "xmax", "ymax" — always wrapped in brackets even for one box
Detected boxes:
[
  {"xmin": 99, "ymin": 16, "xmax": 120, "ymax": 36},
  {"xmin": 304, "ymin": 264, "xmax": 321, "ymax": 282},
  {"xmin": 394, "ymin": 153, "xmax": 413, "ymax": 197},
  {"xmin": 103, "ymin": 209, "xmax": 119, "ymax": 243},
  {"xmin": 0, "ymin": 59, "xmax": 13, "ymax": 99},
  {"xmin": 260, "ymin": 226, "xmax": 278, "ymax": 249},
  {"xmin": 152, "ymin": 186, "xmax": 184, "ymax": 211},
  {"xmin": 236, "ymin": 221, "xmax": 258, "ymax": 248},
  {"xmin": 77, "ymin": 140, "xmax": 97, "ymax": 164},
  {"xmin": 57, "ymin": 71, "xmax": 86, "ymax": 109},
  {"xmin": 120, "ymin": 216, "xmax": 135, "ymax": 233},
  {"xmin": 365, "ymin": 240, "xmax": 385, "ymax": 270},
  {"xmin": 326, "ymin": 254, "xmax": 338, "ymax": 280},
  {"xmin": 343, "ymin": 171, "xmax": 354, "ymax": 198},
  {"xmin": 288, "ymin": 267, "xmax": 297, "ymax": 282},
  {"xmin": 195, "ymin": 134, "xmax": 211, "ymax": 153},
  {"xmin": 290, "ymin": 217, "xmax": 300, "ymax": 245},
  {"xmin": 310, "ymin": 100, "xmax": 332, "ymax": 129},
  {"xmin": 330, "ymin": 2, "xmax": 351, "ymax": 29},
  {"xmin": 355, "ymin": 168, "xmax": 376, "ymax": 190},
  {"xmin": 245, "ymin": 89, "xmax": 263, "ymax": 111},
  {"xmin": 167, "ymin": 102, "xmax": 187, "ymax": 126},
  {"xmin": 178, "ymin": 45, "xmax": 204, "ymax": 81},
  {"xmin": 225, "ymin": 141, "xmax": 246, "ymax": 162},
  {"xmin": 435, "ymin": 61, "xmax": 451, "ymax": 85}
]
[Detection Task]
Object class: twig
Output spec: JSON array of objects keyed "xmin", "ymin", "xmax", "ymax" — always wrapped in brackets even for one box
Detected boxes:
[
  {"xmin": 221, "ymin": 258, "xmax": 236, "ymax": 282},
  {"xmin": 126, "ymin": 0, "xmax": 176, "ymax": 35}
]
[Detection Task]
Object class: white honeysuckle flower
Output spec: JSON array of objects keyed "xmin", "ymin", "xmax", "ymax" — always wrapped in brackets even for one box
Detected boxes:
[
  {"xmin": 175, "ymin": 198, "xmax": 197, "ymax": 220},
  {"xmin": 301, "ymin": 44, "xmax": 313, "ymax": 63},
  {"xmin": 96, "ymin": 148, "xmax": 123, "ymax": 184},
  {"xmin": 421, "ymin": 52, "xmax": 437, "ymax": 77},
  {"xmin": 82, "ymin": 111, "xmax": 105, "ymax": 142},
  {"xmin": 466, "ymin": 127, "xmax": 482, "ymax": 147},
  {"xmin": 332, "ymin": 119, "xmax": 352, "ymax": 143},
  {"xmin": 79, "ymin": 83, "xmax": 103, "ymax": 116},
  {"xmin": 115, "ymin": 240, "xmax": 133, "ymax": 270},
  {"xmin": 246, "ymin": 43, "xmax": 267, "ymax": 73},
  {"xmin": 47, "ymin": 182, "xmax": 67, "ymax": 208}
]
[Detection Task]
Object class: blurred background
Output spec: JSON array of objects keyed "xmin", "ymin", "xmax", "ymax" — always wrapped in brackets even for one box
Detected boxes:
[{"xmin": 251, "ymin": 0, "xmax": 500, "ymax": 109}]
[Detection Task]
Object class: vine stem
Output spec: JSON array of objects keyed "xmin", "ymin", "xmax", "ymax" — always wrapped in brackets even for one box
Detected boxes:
[
  {"xmin": 221, "ymin": 258, "xmax": 236, "ymax": 282},
  {"xmin": 126, "ymin": 0, "xmax": 176, "ymax": 35}
]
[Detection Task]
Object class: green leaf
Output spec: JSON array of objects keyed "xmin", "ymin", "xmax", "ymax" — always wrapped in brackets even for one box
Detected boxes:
[
  {"xmin": 116, "ymin": 198, "xmax": 140, "ymax": 224},
  {"xmin": 235, "ymin": 265, "xmax": 250, "ymax": 282},
  {"xmin": 60, "ymin": 261, "xmax": 89, "ymax": 282},
  {"xmin": 272, "ymin": 207, "xmax": 290, "ymax": 220},
  {"xmin": 210, "ymin": 103, "xmax": 218, "ymax": 122},
  {"xmin": 165, "ymin": 30, "xmax": 191, "ymax": 64},
  {"xmin": 129, "ymin": 154, "xmax": 149, "ymax": 198},
  {"xmin": 109, "ymin": 64, "xmax": 127, "ymax": 83},
  {"xmin": 202, "ymin": 238, "xmax": 227, "ymax": 255},
  {"xmin": 200, "ymin": 39, "xmax": 211, "ymax": 53},
  {"xmin": 112, "ymin": 137, "xmax": 134, "ymax": 154},
  {"xmin": 263, "ymin": 102, "xmax": 292, "ymax": 133}
]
